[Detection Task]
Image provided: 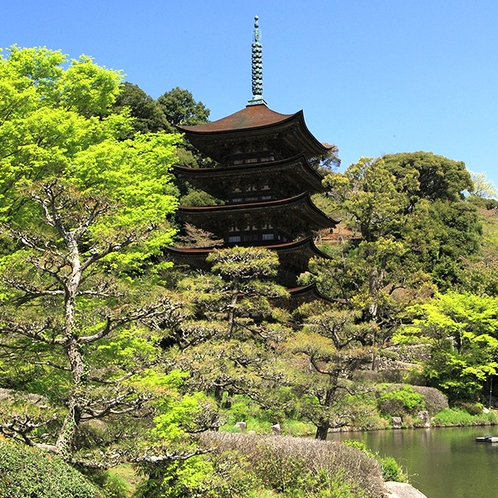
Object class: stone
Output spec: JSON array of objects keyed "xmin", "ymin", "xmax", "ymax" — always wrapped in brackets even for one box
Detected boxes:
[
  {"xmin": 417, "ymin": 410, "xmax": 430, "ymax": 428},
  {"xmin": 384, "ymin": 481, "xmax": 428, "ymax": 498},
  {"xmin": 271, "ymin": 423, "xmax": 281, "ymax": 435},
  {"xmin": 392, "ymin": 417, "xmax": 402, "ymax": 429},
  {"xmin": 235, "ymin": 421, "xmax": 247, "ymax": 433}
]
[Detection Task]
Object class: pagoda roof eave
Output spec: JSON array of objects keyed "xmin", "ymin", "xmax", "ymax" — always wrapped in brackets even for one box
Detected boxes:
[
  {"xmin": 285, "ymin": 283, "xmax": 343, "ymax": 305},
  {"xmin": 167, "ymin": 236, "xmax": 329, "ymax": 258},
  {"xmin": 178, "ymin": 104, "xmax": 296, "ymax": 134},
  {"xmin": 173, "ymin": 153, "xmax": 326, "ymax": 194},
  {"xmin": 177, "ymin": 192, "xmax": 338, "ymax": 230},
  {"xmin": 177, "ymin": 104, "xmax": 332, "ymax": 161}
]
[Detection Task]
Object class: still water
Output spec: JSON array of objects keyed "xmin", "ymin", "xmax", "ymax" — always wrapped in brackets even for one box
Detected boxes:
[{"xmin": 329, "ymin": 427, "xmax": 498, "ymax": 498}]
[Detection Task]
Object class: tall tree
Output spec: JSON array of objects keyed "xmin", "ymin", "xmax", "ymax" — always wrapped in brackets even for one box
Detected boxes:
[
  {"xmin": 112, "ymin": 81, "xmax": 172, "ymax": 136},
  {"xmin": 169, "ymin": 247, "xmax": 291, "ymax": 407},
  {"xmin": 158, "ymin": 87, "xmax": 210, "ymax": 127},
  {"xmin": 467, "ymin": 171, "xmax": 498, "ymax": 199},
  {"xmin": 286, "ymin": 305, "xmax": 374, "ymax": 439},
  {"xmin": 0, "ymin": 46, "xmax": 185, "ymax": 462}
]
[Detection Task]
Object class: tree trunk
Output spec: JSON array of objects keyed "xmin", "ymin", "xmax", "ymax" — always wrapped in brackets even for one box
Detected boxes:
[
  {"xmin": 226, "ymin": 292, "xmax": 238, "ymax": 338},
  {"xmin": 55, "ymin": 395, "xmax": 82, "ymax": 461},
  {"xmin": 315, "ymin": 420, "xmax": 330, "ymax": 440}
]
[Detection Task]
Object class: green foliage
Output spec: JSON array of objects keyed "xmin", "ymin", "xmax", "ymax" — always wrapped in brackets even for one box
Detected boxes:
[
  {"xmin": 378, "ymin": 385, "xmax": 425, "ymax": 417},
  {"xmin": 379, "ymin": 456, "xmax": 406, "ymax": 483},
  {"xmin": 0, "ymin": 45, "xmax": 188, "ymax": 462},
  {"xmin": 467, "ymin": 171, "xmax": 498, "ymax": 199},
  {"xmin": 431, "ymin": 407, "xmax": 498, "ymax": 427},
  {"xmin": 135, "ymin": 455, "xmax": 217, "ymax": 498},
  {"xmin": 157, "ymin": 87, "xmax": 210, "ymax": 127},
  {"xmin": 198, "ymin": 432, "xmax": 386, "ymax": 498},
  {"xmin": 397, "ymin": 292, "xmax": 498, "ymax": 403},
  {"xmin": 113, "ymin": 81, "xmax": 172, "ymax": 136},
  {"xmin": 320, "ymin": 153, "xmax": 481, "ymax": 303},
  {"xmin": 0, "ymin": 438, "xmax": 106, "ymax": 497},
  {"xmin": 343, "ymin": 440, "xmax": 406, "ymax": 483}
]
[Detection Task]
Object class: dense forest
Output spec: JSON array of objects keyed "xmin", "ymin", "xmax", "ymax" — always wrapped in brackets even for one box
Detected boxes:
[{"xmin": 1, "ymin": 46, "xmax": 498, "ymax": 497}]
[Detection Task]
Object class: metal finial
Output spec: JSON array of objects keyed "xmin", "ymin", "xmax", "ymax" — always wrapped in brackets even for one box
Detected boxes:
[{"xmin": 248, "ymin": 15, "xmax": 267, "ymax": 106}]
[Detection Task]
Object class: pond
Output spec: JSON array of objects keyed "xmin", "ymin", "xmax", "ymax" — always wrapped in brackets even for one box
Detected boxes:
[{"xmin": 329, "ymin": 427, "xmax": 498, "ymax": 498}]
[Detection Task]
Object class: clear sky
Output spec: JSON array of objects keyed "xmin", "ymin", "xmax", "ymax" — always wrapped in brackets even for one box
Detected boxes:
[{"xmin": 2, "ymin": 0, "xmax": 498, "ymax": 188}]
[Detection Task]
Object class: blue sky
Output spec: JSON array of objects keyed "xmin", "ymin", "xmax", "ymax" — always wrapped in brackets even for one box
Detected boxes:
[{"xmin": 2, "ymin": 0, "xmax": 498, "ymax": 189}]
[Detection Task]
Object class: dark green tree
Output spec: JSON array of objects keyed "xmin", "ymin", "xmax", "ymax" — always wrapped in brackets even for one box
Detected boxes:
[
  {"xmin": 286, "ymin": 305, "xmax": 374, "ymax": 439},
  {"xmin": 158, "ymin": 87, "xmax": 210, "ymax": 127},
  {"xmin": 167, "ymin": 247, "xmax": 291, "ymax": 408},
  {"xmin": 113, "ymin": 81, "xmax": 172, "ymax": 136}
]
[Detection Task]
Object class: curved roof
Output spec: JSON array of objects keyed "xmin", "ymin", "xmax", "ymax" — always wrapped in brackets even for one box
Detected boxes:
[
  {"xmin": 177, "ymin": 104, "xmax": 332, "ymax": 162},
  {"xmin": 178, "ymin": 104, "xmax": 294, "ymax": 133},
  {"xmin": 167, "ymin": 236, "xmax": 329, "ymax": 259},
  {"xmin": 173, "ymin": 153, "xmax": 325, "ymax": 197},
  {"xmin": 166, "ymin": 237, "xmax": 331, "ymax": 288},
  {"xmin": 177, "ymin": 192, "xmax": 337, "ymax": 235}
]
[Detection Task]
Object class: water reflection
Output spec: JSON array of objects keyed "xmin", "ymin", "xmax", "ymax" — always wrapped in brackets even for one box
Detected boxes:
[{"xmin": 329, "ymin": 427, "xmax": 498, "ymax": 498}]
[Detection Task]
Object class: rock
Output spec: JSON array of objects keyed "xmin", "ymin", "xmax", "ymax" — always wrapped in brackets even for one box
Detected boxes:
[
  {"xmin": 234, "ymin": 421, "xmax": 247, "ymax": 433},
  {"xmin": 384, "ymin": 481, "xmax": 428, "ymax": 498},
  {"xmin": 417, "ymin": 410, "xmax": 430, "ymax": 428},
  {"xmin": 392, "ymin": 416, "xmax": 402, "ymax": 429},
  {"xmin": 271, "ymin": 423, "xmax": 281, "ymax": 435}
]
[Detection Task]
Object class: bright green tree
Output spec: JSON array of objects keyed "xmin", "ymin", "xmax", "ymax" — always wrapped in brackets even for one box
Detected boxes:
[
  {"xmin": 0, "ymin": 46, "xmax": 188, "ymax": 462},
  {"xmin": 395, "ymin": 292, "xmax": 498, "ymax": 403}
]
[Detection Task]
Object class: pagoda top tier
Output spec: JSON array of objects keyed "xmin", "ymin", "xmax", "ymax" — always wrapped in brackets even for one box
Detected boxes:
[{"xmin": 178, "ymin": 103, "xmax": 333, "ymax": 164}]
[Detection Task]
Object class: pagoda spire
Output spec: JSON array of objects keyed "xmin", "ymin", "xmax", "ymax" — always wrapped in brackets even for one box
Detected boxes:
[{"xmin": 248, "ymin": 15, "xmax": 267, "ymax": 106}]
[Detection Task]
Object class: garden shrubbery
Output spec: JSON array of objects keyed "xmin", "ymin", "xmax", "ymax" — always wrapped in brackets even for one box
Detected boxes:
[
  {"xmin": 197, "ymin": 432, "xmax": 386, "ymax": 498},
  {"xmin": 378, "ymin": 385, "xmax": 425, "ymax": 417},
  {"xmin": 0, "ymin": 438, "xmax": 105, "ymax": 498}
]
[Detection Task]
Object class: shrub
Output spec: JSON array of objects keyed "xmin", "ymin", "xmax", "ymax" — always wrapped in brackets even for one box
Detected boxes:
[
  {"xmin": 378, "ymin": 385, "xmax": 425, "ymax": 417},
  {"xmin": 453, "ymin": 401, "xmax": 484, "ymax": 416},
  {"xmin": 0, "ymin": 438, "xmax": 106, "ymax": 497},
  {"xmin": 199, "ymin": 432, "xmax": 386, "ymax": 498},
  {"xmin": 412, "ymin": 386, "xmax": 449, "ymax": 415},
  {"xmin": 343, "ymin": 440, "xmax": 406, "ymax": 483}
]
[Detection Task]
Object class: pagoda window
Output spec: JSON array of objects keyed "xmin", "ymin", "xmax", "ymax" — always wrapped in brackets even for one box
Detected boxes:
[
  {"xmin": 260, "ymin": 156, "xmax": 274, "ymax": 162},
  {"xmin": 233, "ymin": 187, "xmax": 242, "ymax": 193},
  {"xmin": 245, "ymin": 196, "xmax": 258, "ymax": 202},
  {"xmin": 231, "ymin": 198, "xmax": 243, "ymax": 203},
  {"xmin": 261, "ymin": 195, "xmax": 272, "ymax": 201},
  {"xmin": 245, "ymin": 158, "xmax": 258, "ymax": 164},
  {"xmin": 233, "ymin": 159, "xmax": 244, "ymax": 165},
  {"xmin": 262, "ymin": 233, "xmax": 275, "ymax": 241},
  {"xmin": 228, "ymin": 235, "xmax": 241, "ymax": 243},
  {"xmin": 262, "ymin": 184, "xmax": 270, "ymax": 190}
]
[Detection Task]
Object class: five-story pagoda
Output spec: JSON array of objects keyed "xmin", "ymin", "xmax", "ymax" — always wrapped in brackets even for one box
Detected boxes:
[{"xmin": 169, "ymin": 17, "xmax": 337, "ymax": 296}]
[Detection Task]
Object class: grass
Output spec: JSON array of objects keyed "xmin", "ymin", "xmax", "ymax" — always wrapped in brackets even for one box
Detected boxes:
[{"xmin": 432, "ymin": 408, "xmax": 498, "ymax": 427}]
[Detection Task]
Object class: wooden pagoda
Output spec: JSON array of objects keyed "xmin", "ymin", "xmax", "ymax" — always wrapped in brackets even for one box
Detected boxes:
[{"xmin": 169, "ymin": 17, "xmax": 337, "ymax": 298}]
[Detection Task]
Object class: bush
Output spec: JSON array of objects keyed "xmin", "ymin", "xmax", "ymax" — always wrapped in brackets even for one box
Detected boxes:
[
  {"xmin": 0, "ymin": 438, "xmax": 106, "ymax": 497},
  {"xmin": 343, "ymin": 440, "xmax": 406, "ymax": 483},
  {"xmin": 199, "ymin": 432, "xmax": 386, "ymax": 498},
  {"xmin": 379, "ymin": 456, "xmax": 406, "ymax": 482},
  {"xmin": 453, "ymin": 401, "xmax": 484, "ymax": 416},
  {"xmin": 378, "ymin": 385, "xmax": 425, "ymax": 417},
  {"xmin": 412, "ymin": 386, "xmax": 449, "ymax": 415}
]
